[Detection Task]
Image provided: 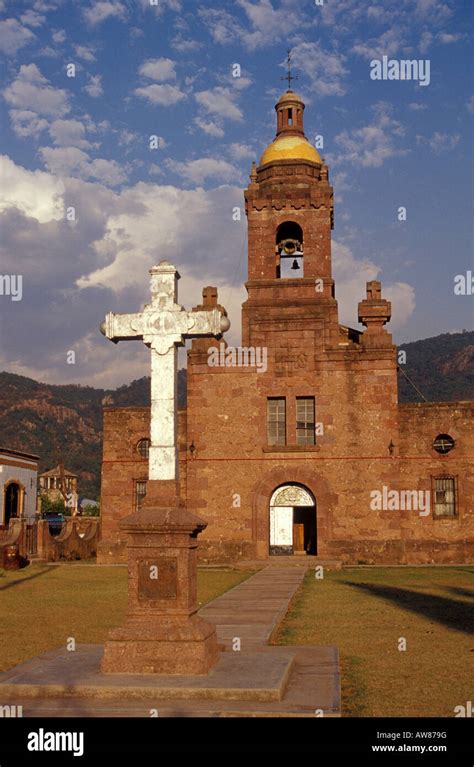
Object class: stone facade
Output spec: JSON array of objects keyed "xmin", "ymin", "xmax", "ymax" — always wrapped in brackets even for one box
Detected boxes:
[{"xmin": 98, "ymin": 90, "xmax": 473, "ymax": 565}]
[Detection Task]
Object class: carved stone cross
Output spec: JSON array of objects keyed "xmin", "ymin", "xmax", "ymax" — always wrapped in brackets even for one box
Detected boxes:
[{"xmin": 100, "ymin": 261, "xmax": 229, "ymax": 481}]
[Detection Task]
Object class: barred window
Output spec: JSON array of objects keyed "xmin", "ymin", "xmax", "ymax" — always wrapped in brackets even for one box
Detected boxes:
[
  {"xmin": 433, "ymin": 477, "xmax": 456, "ymax": 517},
  {"xmin": 296, "ymin": 397, "xmax": 315, "ymax": 446},
  {"xmin": 135, "ymin": 480, "xmax": 147, "ymax": 511},
  {"xmin": 267, "ymin": 398, "xmax": 286, "ymax": 446},
  {"xmin": 137, "ymin": 438, "xmax": 150, "ymax": 459}
]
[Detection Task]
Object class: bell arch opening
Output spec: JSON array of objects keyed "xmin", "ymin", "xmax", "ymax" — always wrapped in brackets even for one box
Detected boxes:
[
  {"xmin": 276, "ymin": 221, "xmax": 304, "ymax": 279},
  {"xmin": 269, "ymin": 483, "xmax": 316, "ymax": 556}
]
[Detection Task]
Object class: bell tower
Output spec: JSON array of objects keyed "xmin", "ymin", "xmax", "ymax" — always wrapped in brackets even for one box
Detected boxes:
[{"xmin": 242, "ymin": 88, "xmax": 339, "ymax": 352}]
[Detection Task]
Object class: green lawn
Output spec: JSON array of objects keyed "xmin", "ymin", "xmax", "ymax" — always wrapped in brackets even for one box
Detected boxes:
[
  {"xmin": 273, "ymin": 566, "xmax": 474, "ymax": 717},
  {"xmin": 0, "ymin": 563, "xmax": 252, "ymax": 673}
]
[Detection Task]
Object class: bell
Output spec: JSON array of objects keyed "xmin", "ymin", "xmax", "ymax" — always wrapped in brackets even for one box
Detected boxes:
[{"xmin": 291, "ymin": 259, "xmax": 300, "ymax": 270}]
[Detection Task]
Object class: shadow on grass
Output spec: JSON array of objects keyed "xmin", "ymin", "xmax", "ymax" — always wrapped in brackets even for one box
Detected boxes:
[
  {"xmin": 446, "ymin": 586, "xmax": 474, "ymax": 599},
  {"xmin": 341, "ymin": 581, "xmax": 474, "ymax": 635},
  {"xmin": 0, "ymin": 567, "xmax": 51, "ymax": 591}
]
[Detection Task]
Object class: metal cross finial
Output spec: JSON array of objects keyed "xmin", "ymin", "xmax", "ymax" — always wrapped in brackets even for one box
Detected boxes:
[{"xmin": 281, "ymin": 49, "xmax": 298, "ymax": 90}]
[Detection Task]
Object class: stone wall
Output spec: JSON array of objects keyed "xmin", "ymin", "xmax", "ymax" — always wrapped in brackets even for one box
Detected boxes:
[{"xmin": 98, "ymin": 407, "xmax": 187, "ymax": 563}]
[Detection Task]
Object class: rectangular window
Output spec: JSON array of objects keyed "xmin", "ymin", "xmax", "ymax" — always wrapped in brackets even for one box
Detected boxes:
[
  {"xmin": 267, "ymin": 398, "xmax": 286, "ymax": 446},
  {"xmin": 433, "ymin": 476, "xmax": 456, "ymax": 517},
  {"xmin": 135, "ymin": 480, "xmax": 147, "ymax": 512},
  {"xmin": 296, "ymin": 397, "xmax": 315, "ymax": 445}
]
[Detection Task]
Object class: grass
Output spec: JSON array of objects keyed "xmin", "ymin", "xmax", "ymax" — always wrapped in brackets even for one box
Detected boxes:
[
  {"xmin": 0, "ymin": 563, "xmax": 253, "ymax": 673},
  {"xmin": 273, "ymin": 566, "xmax": 474, "ymax": 717}
]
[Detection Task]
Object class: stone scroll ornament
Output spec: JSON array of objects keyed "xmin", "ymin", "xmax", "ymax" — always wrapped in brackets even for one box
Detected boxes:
[{"xmin": 100, "ymin": 261, "xmax": 230, "ymax": 482}]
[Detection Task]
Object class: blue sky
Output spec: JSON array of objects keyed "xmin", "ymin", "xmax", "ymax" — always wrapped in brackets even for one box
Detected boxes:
[{"xmin": 0, "ymin": 0, "xmax": 472, "ymax": 387}]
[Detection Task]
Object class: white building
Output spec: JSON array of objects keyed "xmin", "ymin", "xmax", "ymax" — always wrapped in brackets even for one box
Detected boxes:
[{"xmin": 0, "ymin": 448, "xmax": 39, "ymax": 526}]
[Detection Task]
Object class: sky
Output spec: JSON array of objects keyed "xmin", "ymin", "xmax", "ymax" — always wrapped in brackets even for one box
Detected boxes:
[{"xmin": 0, "ymin": 0, "xmax": 472, "ymax": 388}]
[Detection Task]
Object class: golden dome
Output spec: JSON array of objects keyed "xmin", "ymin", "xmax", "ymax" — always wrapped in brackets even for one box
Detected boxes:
[
  {"xmin": 276, "ymin": 90, "xmax": 303, "ymax": 106},
  {"xmin": 260, "ymin": 135, "xmax": 321, "ymax": 165}
]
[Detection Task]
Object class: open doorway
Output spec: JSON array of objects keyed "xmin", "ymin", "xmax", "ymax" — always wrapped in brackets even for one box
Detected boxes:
[
  {"xmin": 293, "ymin": 506, "xmax": 317, "ymax": 555},
  {"xmin": 269, "ymin": 483, "xmax": 316, "ymax": 556},
  {"xmin": 4, "ymin": 482, "xmax": 21, "ymax": 526}
]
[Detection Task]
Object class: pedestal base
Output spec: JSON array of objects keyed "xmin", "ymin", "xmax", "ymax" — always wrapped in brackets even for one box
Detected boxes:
[{"xmin": 101, "ymin": 615, "xmax": 220, "ymax": 675}]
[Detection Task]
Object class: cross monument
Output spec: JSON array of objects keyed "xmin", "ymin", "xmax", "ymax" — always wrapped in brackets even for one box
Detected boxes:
[{"xmin": 100, "ymin": 261, "xmax": 229, "ymax": 675}]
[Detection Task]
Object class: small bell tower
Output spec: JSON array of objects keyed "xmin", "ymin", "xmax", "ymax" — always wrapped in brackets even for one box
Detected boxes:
[{"xmin": 242, "ymin": 82, "xmax": 339, "ymax": 353}]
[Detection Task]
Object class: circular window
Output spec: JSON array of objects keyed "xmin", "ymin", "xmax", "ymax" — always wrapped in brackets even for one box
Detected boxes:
[
  {"xmin": 137, "ymin": 438, "xmax": 150, "ymax": 459},
  {"xmin": 433, "ymin": 434, "xmax": 455, "ymax": 454}
]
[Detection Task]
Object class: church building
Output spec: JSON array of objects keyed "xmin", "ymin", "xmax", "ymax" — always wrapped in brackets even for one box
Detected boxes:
[{"xmin": 99, "ymin": 89, "xmax": 473, "ymax": 565}]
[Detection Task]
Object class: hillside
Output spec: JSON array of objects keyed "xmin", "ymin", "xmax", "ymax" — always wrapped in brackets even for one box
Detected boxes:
[
  {"xmin": 397, "ymin": 331, "xmax": 474, "ymax": 402},
  {"xmin": 0, "ymin": 370, "xmax": 186, "ymax": 499},
  {"xmin": 0, "ymin": 332, "xmax": 472, "ymax": 498}
]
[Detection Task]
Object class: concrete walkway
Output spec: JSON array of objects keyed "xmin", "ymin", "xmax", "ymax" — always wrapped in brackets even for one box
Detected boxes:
[{"xmin": 200, "ymin": 566, "xmax": 306, "ymax": 650}]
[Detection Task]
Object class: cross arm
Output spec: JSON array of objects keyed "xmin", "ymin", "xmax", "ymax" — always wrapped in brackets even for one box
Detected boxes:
[
  {"xmin": 100, "ymin": 311, "xmax": 145, "ymax": 344},
  {"xmin": 184, "ymin": 308, "xmax": 230, "ymax": 339}
]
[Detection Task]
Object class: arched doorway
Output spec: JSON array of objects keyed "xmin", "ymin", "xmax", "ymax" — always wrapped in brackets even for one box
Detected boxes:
[
  {"xmin": 4, "ymin": 482, "xmax": 21, "ymax": 526},
  {"xmin": 269, "ymin": 484, "xmax": 316, "ymax": 556}
]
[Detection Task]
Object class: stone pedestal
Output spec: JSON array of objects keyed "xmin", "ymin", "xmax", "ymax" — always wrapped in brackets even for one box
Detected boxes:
[{"xmin": 101, "ymin": 502, "xmax": 219, "ymax": 675}]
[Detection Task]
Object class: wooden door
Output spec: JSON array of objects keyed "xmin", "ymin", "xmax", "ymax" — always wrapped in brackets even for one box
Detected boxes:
[{"xmin": 293, "ymin": 522, "xmax": 305, "ymax": 553}]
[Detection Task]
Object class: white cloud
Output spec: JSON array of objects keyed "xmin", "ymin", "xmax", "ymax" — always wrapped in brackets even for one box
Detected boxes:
[
  {"xmin": 466, "ymin": 96, "xmax": 474, "ymax": 114},
  {"xmin": 198, "ymin": 8, "xmax": 244, "ymax": 46},
  {"xmin": 83, "ymin": 1, "xmax": 127, "ymax": 26},
  {"xmin": 409, "ymin": 102, "xmax": 428, "ymax": 111},
  {"xmin": 352, "ymin": 28, "xmax": 404, "ymax": 60},
  {"xmin": 166, "ymin": 158, "xmax": 239, "ymax": 184},
  {"xmin": 34, "ymin": 1, "xmax": 62, "ymax": 9},
  {"xmin": 139, "ymin": 57, "xmax": 177, "ymax": 82},
  {"xmin": 171, "ymin": 35, "xmax": 202, "ymax": 53},
  {"xmin": 416, "ymin": 132, "xmax": 461, "ymax": 154},
  {"xmin": 52, "ymin": 29, "xmax": 66, "ymax": 44},
  {"xmin": 20, "ymin": 10, "xmax": 46, "ymax": 28},
  {"xmin": 135, "ymin": 83, "xmax": 185, "ymax": 106},
  {"xmin": 228, "ymin": 143, "xmax": 255, "ymax": 161},
  {"xmin": 119, "ymin": 129, "xmax": 140, "ymax": 147},
  {"xmin": 195, "ymin": 87, "xmax": 242, "ymax": 121},
  {"xmin": 49, "ymin": 119, "xmax": 92, "ymax": 149},
  {"xmin": 75, "ymin": 45, "xmax": 96, "ymax": 62},
  {"xmin": 76, "ymin": 180, "xmax": 245, "ymax": 306},
  {"xmin": 0, "ymin": 154, "xmax": 64, "ymax": 223},
  {"xmin": 199, "ymin": 1, "xmax": 306, "ymax": 51},
  {"xmin": 383, "ymin": 282, "xmax": 416, "ymax": 329},
  {"xmin": 236, "ymin": 0, "xmax": 305, "ymax": 50},
  {"xmin": 4, "ymin": 64, "xmax": 70, "ymax": 118},
  {"xmin": 0, "ymin": 18, "xmax": 35, "ymax": 55},
  {"xmin": 39, "ymin": 45, "xmax": 59, "ymax": 58},
  {"xmin": 9, "ymin": 110, "xmax": 49, "ymax": 138},
  {"xmin": 193, "ymin": 118, "xmax": 225, "ymax": 138},
  {"xmin": 84, "ymin": 74, "xmax": 103, "ymax": 98},
  {"xmin": 292, "ymin": 42, "xmax": 348, "ymax": 98},
  {"xmin": 419, "ymin": 30, "xmax": 433, "ymax": 54},
  {"xmin": 39, "ymin": 146, "xmax": 126, "ymax": 186},
  {"xmin": 335, "ymin": 103, "xmax": 408, "ymax": 168},
  {"xmin": 333, "ymin": 240, "xmax": 415, "ymax": 331},
  {"xmin": 415, "ymin": 0, "xmax": 452, "ymax": 23},
  {"xmin": 438, "ymin": 32, "xmax": 465, "ymax": 44}
]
